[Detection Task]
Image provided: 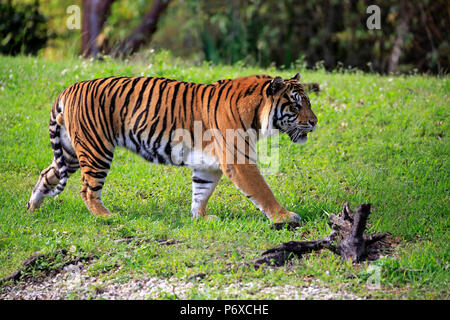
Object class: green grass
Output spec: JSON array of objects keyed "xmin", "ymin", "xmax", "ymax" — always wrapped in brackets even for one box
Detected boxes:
[{"xmin": 0, "ymin": 53, "xmax": 448, "ymax": 299}]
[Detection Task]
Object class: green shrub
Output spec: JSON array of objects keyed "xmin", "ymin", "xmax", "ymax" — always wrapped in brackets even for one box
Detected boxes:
[{"xmin": 0, "ymin": 0, "xmax": 48, "ymax": 55}]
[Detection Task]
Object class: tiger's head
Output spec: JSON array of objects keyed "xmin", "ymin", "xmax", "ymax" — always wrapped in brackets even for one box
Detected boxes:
[{"xmin": 265, "ymin": 73, "xmax": 318, "ymax": 143}]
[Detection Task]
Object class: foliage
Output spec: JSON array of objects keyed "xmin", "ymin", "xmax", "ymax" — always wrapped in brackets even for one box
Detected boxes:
[
  {"xmin": 0, "ymin": 0, "xmax": 49, "ymax": 55},
  {"xmin": 5, "ymin": 0, "xmax": 447, "ymax": 73},
  {"xmin": 167, "ymin": 0, "xmax": 448, "ymax": 73},
  {"xmin": 0, "ymin": 55, "xmax": 448, "ymax": 298}
]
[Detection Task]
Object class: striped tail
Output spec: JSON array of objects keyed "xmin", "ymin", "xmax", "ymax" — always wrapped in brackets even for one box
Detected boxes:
[{"xmin": 46, "ymin": 98, "xmax": 68, "ymax": 197}]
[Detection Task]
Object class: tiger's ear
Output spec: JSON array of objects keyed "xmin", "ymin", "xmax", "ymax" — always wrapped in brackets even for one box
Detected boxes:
[
  {"xmin": 267, "ymin": 76, "xmax": 286, "ymax": 96},
  {"xmin": 291, "ymin": 73, "xmax": 301, "ymax": 81}
]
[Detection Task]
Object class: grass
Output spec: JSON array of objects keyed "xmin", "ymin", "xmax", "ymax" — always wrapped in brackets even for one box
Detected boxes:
[{"xmin": 0, "ymin": 53, "xmax": 448, "ymax": 299}]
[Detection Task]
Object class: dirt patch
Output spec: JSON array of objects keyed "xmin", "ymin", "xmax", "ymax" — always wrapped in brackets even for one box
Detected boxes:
[
  {"xmin": 0, "ymin": 233, "xmax": 372, "ymax": 300},
  {"xmin": 1, "ymin": 249, "xmax": 96, "ymax": 284},
  {"xmin": 0, "ymin": 261, "xmax": 359, "ymax": 300}
]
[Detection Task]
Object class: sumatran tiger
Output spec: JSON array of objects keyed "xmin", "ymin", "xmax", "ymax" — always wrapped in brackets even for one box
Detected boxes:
[{"xmin": 27, "ymin": 73, "xmax": 317, "ymax": 223}]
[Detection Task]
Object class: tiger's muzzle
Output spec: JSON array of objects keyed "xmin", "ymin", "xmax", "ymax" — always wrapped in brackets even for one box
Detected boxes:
[{"xmin": 289, "ymin": 122, "xmax": 316, "ymax": 144}]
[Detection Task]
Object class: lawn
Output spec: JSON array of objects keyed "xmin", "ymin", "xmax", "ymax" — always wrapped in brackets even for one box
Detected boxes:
[{"xmin": 0, "ymin": 53, "xmax": 448, "ymax": 299}]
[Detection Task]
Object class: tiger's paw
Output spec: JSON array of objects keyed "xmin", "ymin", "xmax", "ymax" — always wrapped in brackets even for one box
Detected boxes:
[
  {"xmin": 27, "ymin": 199, "xmax": 43, "ymax": 214},
  {"xmin": 287, "ymin": 211, "xmax": 301, "ymax": 223},
  {"xmin": 203, "ymin": 214, "xmax": 219, "ymax": 221},
  {"xmin": 192, "ymin": 214, "xmax": 219, "ymax": 221},
  {"xmin": 271, "ymin": 211, "xmax": 301, "ymax": 224},
  {"xmin": 270, "ymin": 212, "xmax": 301, "ymax": 230},
  {"xmin": 89, "ymin": 207, "xmax": 114, "ymax": 219},
  {"xmin": 27, "ymin": 190, "xmax": 45, "ymax": 213}
]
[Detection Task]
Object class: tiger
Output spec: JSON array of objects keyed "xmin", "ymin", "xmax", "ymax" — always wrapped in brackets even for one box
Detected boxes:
[{"xmin": 27, "ymin": 72, "xmax": 318, "ymax": 223}]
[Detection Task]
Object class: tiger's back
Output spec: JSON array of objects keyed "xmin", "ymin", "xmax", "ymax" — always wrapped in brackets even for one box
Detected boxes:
[{"xmin": 62, "ymin": 77, "xmax": 204, "ymax": 165}]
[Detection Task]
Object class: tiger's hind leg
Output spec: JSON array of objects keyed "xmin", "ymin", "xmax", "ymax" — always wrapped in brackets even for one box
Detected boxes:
[
  {"xmin": 27, "ymin": 157, "xmax": 80, "ymax": 212},
  {"xmin": 77, "ymin": 149, "xmax": 114, "ymax": 218},
  {"xmin": 190, "ymin": 168, "xmax": 222, "ymax": 220}
]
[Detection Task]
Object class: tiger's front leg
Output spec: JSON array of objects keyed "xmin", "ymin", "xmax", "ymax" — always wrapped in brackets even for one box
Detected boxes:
[
  {"xmin": 190, "ymin": 168, "xmax": 222, "ymax": 220},
  {"xmin": 221, "ymin": 163, "xmax": 300, "ymax": 223}
]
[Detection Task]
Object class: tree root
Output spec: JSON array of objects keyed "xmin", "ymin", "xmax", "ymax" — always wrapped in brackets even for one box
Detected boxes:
[{"xmin": 249, "ymin": 203, "xmax": 390, "ymax": 268}]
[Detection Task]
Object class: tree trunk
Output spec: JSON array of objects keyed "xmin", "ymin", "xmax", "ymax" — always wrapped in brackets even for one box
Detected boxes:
[
  {"xmin": 81, "ymin": 0, "xmax": 115, "ymax": 58},
  {"xmin": 388, "ymin": 0, "xmax": 410, "ymax": 73},
  {"xmin": 111, "ymin": 0, "xmax": 171, "ymax": 58}
]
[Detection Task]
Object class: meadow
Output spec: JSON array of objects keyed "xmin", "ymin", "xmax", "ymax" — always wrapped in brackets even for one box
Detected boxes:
[{"xmin": 0, "ymin": 53, "xmax": 448, "ymax": 299}]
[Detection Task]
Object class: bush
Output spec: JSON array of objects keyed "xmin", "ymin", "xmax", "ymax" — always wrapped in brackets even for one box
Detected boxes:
[{"xmin": 0, "ymin": 0, "xmax": 48, "ymax": 56}]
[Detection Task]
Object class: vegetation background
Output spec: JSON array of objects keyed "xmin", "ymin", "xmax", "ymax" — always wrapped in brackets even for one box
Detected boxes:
[{"xmin": 1, "ymin": 0, "xmax": 449, "ymax": 73}]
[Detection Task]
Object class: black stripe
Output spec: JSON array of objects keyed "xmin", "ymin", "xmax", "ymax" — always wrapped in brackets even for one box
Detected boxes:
[
  {"xmin": 193, "ymin": 177, "xmax": 213, "ymax": 184},
  {"xmin": 85, "ymin": 170, "xmax": 108, "ymax": 179},
  {"xmin": 179, "ymin": 83, "xmax": 187, "ymax": 121},
  {"xmin": 243, "ymin": 83, "xmax": 258, "ymax": 97},
  {"xmin": 151, "ymin": 79, "xmax": 169, "ymax": 121},
  {"xmin": 87, "ymin": 184, "xmax": 103, "ymax": 191},
  {"xmin": 132, "ymin": 77, "xmax": 152, "ymax": 114}
]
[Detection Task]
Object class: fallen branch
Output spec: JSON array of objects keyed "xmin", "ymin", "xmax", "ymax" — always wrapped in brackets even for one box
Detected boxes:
[
  {"xmin": 1, "ymin": 249, "xmax": 96, "ymax": 284},
  {"xmin": 249, "ymin": 203, "xmax": 389, "ymax": 268},
  {"xmin": 113, "ymin": 237, "xmax": 181, "ymax": 246}
]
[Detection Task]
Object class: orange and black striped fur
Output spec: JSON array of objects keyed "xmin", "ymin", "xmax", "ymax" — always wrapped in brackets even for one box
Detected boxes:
[{"xmin": 27, "ymin": 73, "xmax": 317, "ymax": 222}]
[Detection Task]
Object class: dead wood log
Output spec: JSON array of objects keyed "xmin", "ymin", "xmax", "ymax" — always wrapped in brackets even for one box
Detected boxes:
[{"xmin": 249, "ymin": 203, "xmax": 389, "ymax": 268}]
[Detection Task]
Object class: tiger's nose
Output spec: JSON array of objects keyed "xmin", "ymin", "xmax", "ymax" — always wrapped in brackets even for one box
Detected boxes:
[{"xmin": 308, "ymin": 120, "xmax": 317, "ymax": 127}]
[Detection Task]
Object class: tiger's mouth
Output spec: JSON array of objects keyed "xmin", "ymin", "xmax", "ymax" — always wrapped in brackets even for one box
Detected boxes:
[
  {"xmin": 297, "ymin": 132, "xmax": 309, "ymax": 143},
  {"xmin": 288, "ymin": 130, "xmax": 309, "ymax": 144},
  {"xmin": 293, "ymin": 132, "xmax": 308, "ymax": 144}
]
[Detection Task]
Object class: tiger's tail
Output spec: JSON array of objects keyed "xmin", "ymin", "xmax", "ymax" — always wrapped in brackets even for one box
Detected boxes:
[
  {"xmin": 27, "ymin": 97, "xmax": 69, "ymax": 212},
  {"xmin": 45, "ymin": 98, "xmax": 68, "ymax": 197}
]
